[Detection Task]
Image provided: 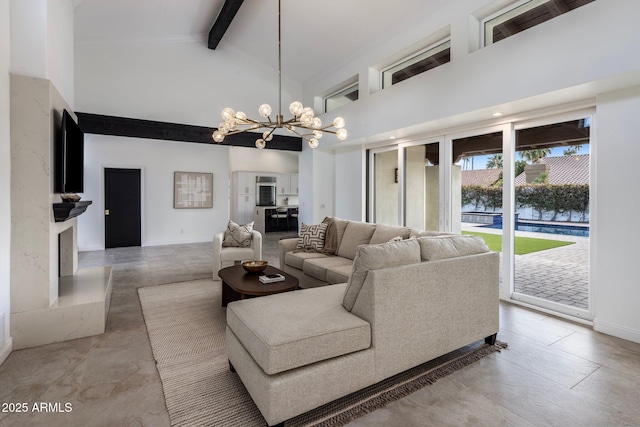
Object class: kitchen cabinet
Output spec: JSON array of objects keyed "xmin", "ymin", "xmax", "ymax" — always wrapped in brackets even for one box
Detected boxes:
[
  {"xmin": 235, "ymin": 195, "xmax": 255, "ymax": 225},
  {"xmin": 234, "ymin": 172, "xmax": 257, "ymax": 195},
  {"xmin": 276, "ymin": 173, "xmax": 299, "ymax": 195},
  {"xmin": 232, "ymin": 172, "xmax": 257, "ymax": 224}
]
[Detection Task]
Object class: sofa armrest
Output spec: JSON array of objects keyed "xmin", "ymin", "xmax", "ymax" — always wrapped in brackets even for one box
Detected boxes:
[
  {"xmin": 351, "ymin": 251, "xmax": 500, "ymax": 382},
  {"xmin": 251, "ymin": 230, "xmax": 263, "ymax": 260},
  {"xmin": 278, "ymin": 238, "xmax": 299, "ymax": 269}
]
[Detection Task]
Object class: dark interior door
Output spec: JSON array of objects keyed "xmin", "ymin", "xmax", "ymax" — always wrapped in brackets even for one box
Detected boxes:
[{"xmin": 105, "ymin": 168, "xmax": 141, "ymax": 248}]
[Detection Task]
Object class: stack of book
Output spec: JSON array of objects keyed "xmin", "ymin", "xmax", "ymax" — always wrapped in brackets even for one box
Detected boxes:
[{"xmin": 259, "ymin": 273, "xmax": 285, "ymax": 284}]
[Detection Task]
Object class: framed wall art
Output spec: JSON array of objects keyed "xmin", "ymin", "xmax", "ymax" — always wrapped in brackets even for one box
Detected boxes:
[{"xmin": 174, "ymin": 171, "xmax": 213, "ymax": 208}]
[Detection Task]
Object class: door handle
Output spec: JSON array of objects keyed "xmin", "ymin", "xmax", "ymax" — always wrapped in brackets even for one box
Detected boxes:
[{"xmin": 105, "ymin": 209, "xmax": 110, "ymax": 215}]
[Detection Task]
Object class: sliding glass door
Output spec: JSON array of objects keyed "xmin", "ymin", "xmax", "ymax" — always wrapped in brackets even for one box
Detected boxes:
[
  {"xmin": 511, "ymin": 115, "xmax": 592, "ymax": 319},
  {"xmin": 367, "ymin": 110, "xmax": 593, "ymax": 321}
]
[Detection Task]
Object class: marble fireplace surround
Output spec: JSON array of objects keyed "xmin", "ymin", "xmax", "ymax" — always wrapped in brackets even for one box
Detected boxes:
[{"xmin": 10, "ymin": 74, "xmax": 112, "ymax": 350}]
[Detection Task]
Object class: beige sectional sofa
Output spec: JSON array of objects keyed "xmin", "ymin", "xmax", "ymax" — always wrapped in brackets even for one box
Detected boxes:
[
  {"xmin": 226, "ymin": 219, "xmax": 500, "ymax": 426},
  {"xmin": 279, "ymin": 219, "xmax": 445, "ymax": 288}
]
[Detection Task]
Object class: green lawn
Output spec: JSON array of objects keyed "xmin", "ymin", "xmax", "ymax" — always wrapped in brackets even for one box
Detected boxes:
[{"xmin": 462, "ymin": 230, "xmax": 575, "ymax": 255}]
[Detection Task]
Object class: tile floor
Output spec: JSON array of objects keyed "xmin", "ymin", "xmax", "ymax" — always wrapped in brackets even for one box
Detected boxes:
[{"xmin": 1, "ymin": 232, "xmax": 640, "ymax": 427}]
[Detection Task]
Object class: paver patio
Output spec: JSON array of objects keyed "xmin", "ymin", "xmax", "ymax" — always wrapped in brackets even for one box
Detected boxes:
[{"xmin": 462, "ymin": 223, "xmax": 589, "ymax": 310}]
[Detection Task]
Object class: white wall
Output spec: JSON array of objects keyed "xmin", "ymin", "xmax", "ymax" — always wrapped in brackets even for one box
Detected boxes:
[
  {"xmin": 0, "ymin": 0, "xmax": 13, "ymax": 364},
  {"xmin": 334, "ymin": 147, "xmax": 366, "ymax": 221},
  {"xmin": 298, "ymin": 0, "xmax": 640, "ymax": 234},
  {"xmin": 229, "ymin": 147, "xmax": 298, "ymax": 173},
  {"xmin": 75, "ymin": 37, "xmax": 304, "ymax": 247},
  {"xmin": 75, "ymin": 39, "xmax": 302, "ymax": 129},
  {"xmin": 10, "ymin": 0, "xmax": 74, "ymax": 107},
  {"xmin": 305, "ymin": 0, "xmax": 640, "ymax": 148},
  {"xmin": 297, "ymin": 147, "xmax": 334, "ymax": 225},
  {"xmin": 46, "ymin": 0, "xmax": 74, "ymax": 107},
  {"xmin": 592, "ymin": 86, "xmax": 640, "ymax": 343},
  {"xmin": 78, "ymin": 135, "xmax": 231, "ymax": 250}
]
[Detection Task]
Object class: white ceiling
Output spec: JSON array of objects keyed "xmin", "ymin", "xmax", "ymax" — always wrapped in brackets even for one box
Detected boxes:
[{"xmin": 74, "ymin": 0, "xmax": 443, "ymax": 86}]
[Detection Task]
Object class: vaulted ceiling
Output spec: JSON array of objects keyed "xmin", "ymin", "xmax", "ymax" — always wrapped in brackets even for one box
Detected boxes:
[{"xmin": 74, "ymin": 0, "xmax": 445, "ymax": 86}]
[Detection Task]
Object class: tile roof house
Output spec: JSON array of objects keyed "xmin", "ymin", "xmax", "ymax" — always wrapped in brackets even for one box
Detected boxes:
[
  {"xmin": 462, "ymin": 154, "xmax": 589, "ymax": 187},
  {"xmin": 462, "ymin": 168, "xmax": 503, "ymax": 187},
  {"xmin": 514, "ymin": 154, "xmax": 590, "ymax": 185}
]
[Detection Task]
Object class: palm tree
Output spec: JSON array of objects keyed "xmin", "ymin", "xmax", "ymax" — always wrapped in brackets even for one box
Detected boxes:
[
  {"xmin": 520, "ymin": 148, "xmax": 551, "ymax": 163},
  {"xmin": 563, "ymin": 145, "xmax": 582, "ymax": 156},
  {"xmin": 486, "ymin": 154, "xmax": 503, "ymax": 169}
]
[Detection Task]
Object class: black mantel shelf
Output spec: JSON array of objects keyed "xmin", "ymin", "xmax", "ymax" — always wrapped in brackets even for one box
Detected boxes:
[{"xmin": 53, "ymin": 201, "xmax": 92, "ymax": 223}]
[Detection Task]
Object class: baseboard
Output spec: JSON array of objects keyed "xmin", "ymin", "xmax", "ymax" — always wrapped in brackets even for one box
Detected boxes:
[
  {"xmin": 593, "ymin": 318, "xmax": 640, "ymax": 344},
  {"xmin": 78, "ymin": 244, "xmax": 105, "ymax": 252},
  {"xmin": 143, "ymin": 237, "xmax": 213, "ymax": 247},
  {"xmin": 0, "ymin": 337, "xmax": 13, "ymax": 366}
]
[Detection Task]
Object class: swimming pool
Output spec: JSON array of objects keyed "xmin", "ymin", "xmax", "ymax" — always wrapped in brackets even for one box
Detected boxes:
[{"xmin": 483, "ymin": 222, "xmax": 590, "ymax": 237}]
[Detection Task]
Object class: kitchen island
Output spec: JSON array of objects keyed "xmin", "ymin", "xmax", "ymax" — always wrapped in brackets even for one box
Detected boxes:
[{"xmin": 253, "ymin": 206, "xmax": 298, "ymax": 234}]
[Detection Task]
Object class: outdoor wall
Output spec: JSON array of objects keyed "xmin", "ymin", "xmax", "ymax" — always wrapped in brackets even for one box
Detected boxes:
[
  {"xmin": 0, "ymin": 0, "xmax": 13, "ymax": 364},
  {"xmin": 78, "ymin": 135, "xmax": 230, "ymax": 250},
  {"xmin": 592, "ymin": 86, "xmax": 640, "ymax": 343}
]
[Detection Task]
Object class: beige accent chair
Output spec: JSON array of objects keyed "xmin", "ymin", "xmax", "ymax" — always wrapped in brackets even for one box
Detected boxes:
[{"xmin": 212, "ymin": 230, "xmax": 262, "ymax": 279}]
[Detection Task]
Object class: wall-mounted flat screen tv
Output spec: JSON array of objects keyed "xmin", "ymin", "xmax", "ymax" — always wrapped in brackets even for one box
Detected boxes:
[{"xmin": 55, "ymin": 109, "xmax": 84, "ymax": 194}]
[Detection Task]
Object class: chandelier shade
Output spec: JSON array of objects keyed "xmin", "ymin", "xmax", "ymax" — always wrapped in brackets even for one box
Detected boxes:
[{"xmin": 212, "ymin": 0, "xmax": 347, "ymax": 149}]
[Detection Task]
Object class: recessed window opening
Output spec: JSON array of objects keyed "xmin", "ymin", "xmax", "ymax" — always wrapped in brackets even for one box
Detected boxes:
[
  {"xmin": 382, "ymin": 39, "xmax": 451, "ymax": 89},
  {"xmin": 324, "ymin": 83, "xmax": 359, "ymax": 113},
  {"xmin": 484, "ymin": 0, "xmax": 596, "ymax": 46}
]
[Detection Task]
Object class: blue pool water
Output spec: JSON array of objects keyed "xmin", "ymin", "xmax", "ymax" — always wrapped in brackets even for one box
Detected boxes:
[{"xmin": 483, "ymin": 222, "xmax": 589, "ymax": 237}]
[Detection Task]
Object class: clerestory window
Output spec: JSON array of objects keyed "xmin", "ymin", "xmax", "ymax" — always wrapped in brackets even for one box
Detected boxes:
[
  {"xmin": 324, "ymin": 83, "xmax": 359, "ymax": 113},
  {"xmin": 381, "ymin": 39, "xmax": 451, "ymax": 89},
  {"xmin": 483, "ymin": 0, "xmax": 596, "ymax": 46}
]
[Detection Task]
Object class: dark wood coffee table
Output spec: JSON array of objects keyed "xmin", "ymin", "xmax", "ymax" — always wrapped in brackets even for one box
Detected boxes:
[{"xmin": 218, "ymin": 265, "xmax": 299, "ymax": 307}]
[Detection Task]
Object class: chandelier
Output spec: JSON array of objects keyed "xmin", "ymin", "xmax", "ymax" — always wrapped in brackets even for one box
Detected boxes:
[{"xmin": 212, "ymin": 0, "xmax": 347, "ymax": 149}]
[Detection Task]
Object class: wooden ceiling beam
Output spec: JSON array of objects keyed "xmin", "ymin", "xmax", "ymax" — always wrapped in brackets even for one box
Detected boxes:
[
  {"xmin": 76, "ymin": 112, "xmax": 302, "ymax": 151},
  {"xmin": 208, "ymin": 0, "xmax": 245, "ymax": 50},
  {"xmin": 547, "ymin": 0, "xmax": 570, "ymax": 17}
]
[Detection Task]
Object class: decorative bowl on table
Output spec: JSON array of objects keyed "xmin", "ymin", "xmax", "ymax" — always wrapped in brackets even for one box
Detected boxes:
[{"xmin": 242, "ymin": 260, "xmax": 268, "ymax": 274}]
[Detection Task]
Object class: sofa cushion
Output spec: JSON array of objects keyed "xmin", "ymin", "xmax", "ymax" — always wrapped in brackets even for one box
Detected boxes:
[
  {"xmin": 418, "ymin": 235, "xmax": 489, "ymax": 261},
  {"xmin": 321, "ymin": 217, "xmax": 338, "ymax": 255},
  {"xmin": 336, "ymin": 221, "xmax": 377, "ymax": 260},
  {"xmin": 226, "ymin": 283, "xmax": 371, "ymax": 375},
  {"xmin": 410, "ymin": 229, "xmax": 452, "ymax": 238},
  {"xmin": 285, "ymin": 251, "xmax": 328, "ymax": 270},
  {"xmin": 303, "ymin": 256, "xmax": 353, "ymax": 282},
  {"xmin": 343, "ymin": 239, "xmax": 421, "ymax": 311},
  {"xmin": 327, "ymin": 264, "xmax": 353, "ymax": 285},
  {"xmin": 369, "ymin": 224, "xmax": 411, "ymax": 245},
  {"xmin": 334, "ymin": 219, "xmax": 349, "ymax": 254}
]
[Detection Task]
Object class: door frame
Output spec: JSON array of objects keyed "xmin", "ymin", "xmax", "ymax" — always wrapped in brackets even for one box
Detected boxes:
[{"xmin": 101, "ymin": 165, "xmax": 145, "ymax": 249}]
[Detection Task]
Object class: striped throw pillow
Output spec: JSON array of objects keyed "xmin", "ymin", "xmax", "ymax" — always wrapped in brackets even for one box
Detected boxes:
[{"xmin": 296, "ymin": 222, "xmax": 328, "ymax": 252}]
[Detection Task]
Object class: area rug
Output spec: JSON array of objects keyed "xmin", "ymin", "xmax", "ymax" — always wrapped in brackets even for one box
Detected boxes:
[{"xmin": 138, "ymin": 279, "xmax": 507, "ymax": 427}]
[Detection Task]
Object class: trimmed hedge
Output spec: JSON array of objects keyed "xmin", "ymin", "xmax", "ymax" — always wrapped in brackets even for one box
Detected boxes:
[{"xmin": 462, "ymin": 184, "xmax": 589, "ymax": 221}]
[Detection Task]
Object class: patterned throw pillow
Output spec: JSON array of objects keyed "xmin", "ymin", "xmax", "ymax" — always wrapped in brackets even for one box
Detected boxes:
[
  {"xmin": 296, "ymin": 222, "xmax": 328, "ymax": 252},
  {"xmin": 222, "ymin": 220, "xmax": 254, "ymax": 247}
]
